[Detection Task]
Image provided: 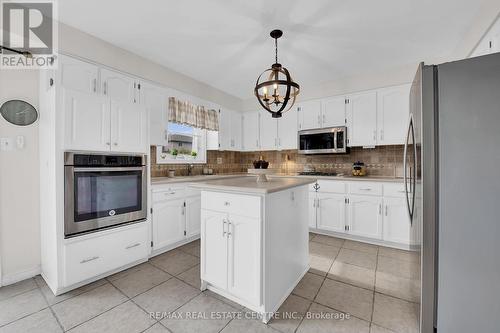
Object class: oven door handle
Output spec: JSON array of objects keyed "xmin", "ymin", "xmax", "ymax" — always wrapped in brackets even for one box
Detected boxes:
[{"xmin": 72, "ymin": 167, "xmax": 145, "ymax": 172}]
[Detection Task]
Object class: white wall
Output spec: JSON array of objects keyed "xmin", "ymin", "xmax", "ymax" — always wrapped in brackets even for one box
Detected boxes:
[{"xmin": 0, "ymin": 70, "xmax": 41, "ymax": 284}]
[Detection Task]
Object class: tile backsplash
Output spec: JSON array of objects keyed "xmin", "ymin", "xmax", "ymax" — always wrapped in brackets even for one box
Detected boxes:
[{"xmin": 150, "ymin": 145, "xmax": 405, "ymax": 178}]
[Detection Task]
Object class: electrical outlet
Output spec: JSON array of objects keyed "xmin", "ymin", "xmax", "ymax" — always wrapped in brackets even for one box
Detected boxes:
[
  {"xmin": 0, "ymin": 137, "xmax": 14, "ymax": 151},
  {"xmin": 216, "ymin": 157, "xmax": 223, "ymax": 164}
]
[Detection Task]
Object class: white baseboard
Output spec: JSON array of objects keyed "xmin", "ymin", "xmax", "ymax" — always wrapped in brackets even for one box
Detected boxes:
[{"xmin": 1, "ymin": 265, "xmax": 41, "ymax": 286}]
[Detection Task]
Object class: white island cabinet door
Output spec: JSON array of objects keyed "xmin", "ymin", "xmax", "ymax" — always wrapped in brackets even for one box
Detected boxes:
[
  {"xmin": 348, "ymin": 195, "xmax": 383, "ymax": 239},
  {"xmin": 201, "ymin": 210, "xmax": 228, "ymax": 290},
  {"xmin": 152, "ymin": 198, "xmax": 185, "ymax": 250},
  {"xmin": 63, "ymin": 88, "xmax": 111, "ymax": 151},
  {"xmin": 228, "ymin": 214, "xmax": 261, "ymax": 306},
  {"xmin": 383, "ymin": 197, "xmax": 411, "ymax": 244},
  {"xmin": 185, "ymin": 196, "xmax": 201, "ymax": 238},
  {"xmin": 317, "ymin": 193, "xmax": 346, "ymax": 233},
  {"xmin": 110, "ymin": 100, "xmax": 148, "ymax": 153}
]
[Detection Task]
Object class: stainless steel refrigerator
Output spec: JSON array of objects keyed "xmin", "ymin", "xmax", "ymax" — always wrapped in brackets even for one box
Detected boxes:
[{"xmin": 408, "ymin": 53, "xmax": 500, "ymax": 333}]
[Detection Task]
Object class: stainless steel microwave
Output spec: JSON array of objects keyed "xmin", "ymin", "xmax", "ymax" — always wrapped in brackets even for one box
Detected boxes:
[
  {"xmin": 298, "ymin": 126, "xmax": 348, "ymax": 154},
  {"xmin": 64, "ymin": 152, "xmax": 147, "ymax": 238}
]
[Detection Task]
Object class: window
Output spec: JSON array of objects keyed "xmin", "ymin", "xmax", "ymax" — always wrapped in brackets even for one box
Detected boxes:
[{"xmin": 156, "ymin": 122, "xmax": 207, "ymax": 164}]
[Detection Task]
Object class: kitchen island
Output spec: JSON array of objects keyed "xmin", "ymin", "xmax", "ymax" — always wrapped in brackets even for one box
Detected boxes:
[{"xmin": 189, "ymin": 176, "xmax": 315, "ymax": 323}]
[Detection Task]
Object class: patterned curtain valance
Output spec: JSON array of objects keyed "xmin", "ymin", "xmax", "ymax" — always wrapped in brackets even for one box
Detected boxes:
[{"xmin": 168, "ymin": 97, "xmax": 219, "ymax": 131}]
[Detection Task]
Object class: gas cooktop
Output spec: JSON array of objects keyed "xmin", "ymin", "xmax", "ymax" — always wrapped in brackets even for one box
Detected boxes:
[{"xmin": 298, "ymin": 171, "xmax": 338, "ymax": 176}]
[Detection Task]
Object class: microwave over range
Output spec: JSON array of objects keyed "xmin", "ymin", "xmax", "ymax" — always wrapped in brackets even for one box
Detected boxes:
[
  {"xmin": 64, "ymin": 152, "xmax": 147, "ymax": 238},
  {"xmin": 298, "ymin": 126, "xmax": 348, "ymax": 154}
]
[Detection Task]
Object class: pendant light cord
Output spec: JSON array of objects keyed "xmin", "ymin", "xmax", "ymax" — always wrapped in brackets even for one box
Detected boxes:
[{"xmin": 275, "ymin": 37, "xmax": 278, "ymax": 64}]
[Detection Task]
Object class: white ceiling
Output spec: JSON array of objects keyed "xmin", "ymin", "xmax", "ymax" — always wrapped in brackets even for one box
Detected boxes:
[{"xmin": 59, "ymin": 0, "xmax": 495, "ymax": 99}]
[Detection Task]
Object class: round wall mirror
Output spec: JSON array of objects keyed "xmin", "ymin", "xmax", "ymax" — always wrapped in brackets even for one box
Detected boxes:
[{"xmin": 0, "ymin": 100, "xmax": 38, "ymax": 126}]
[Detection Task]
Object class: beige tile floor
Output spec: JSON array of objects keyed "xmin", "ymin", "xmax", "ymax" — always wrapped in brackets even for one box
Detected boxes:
[{"xmin": 0, "ymin": 234, "xmax": 421, "ymax": 333}]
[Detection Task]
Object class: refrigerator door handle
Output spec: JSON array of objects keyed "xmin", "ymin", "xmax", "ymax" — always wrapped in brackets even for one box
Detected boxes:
[{"xmin": 404, "ymin": 115, "xmax": 414, "ymax": 224}]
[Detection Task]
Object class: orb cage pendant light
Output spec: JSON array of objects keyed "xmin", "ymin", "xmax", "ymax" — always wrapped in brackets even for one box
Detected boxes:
[{"xmin": 254, "ymin": 29, "xmax": 300, "ymax": 118}]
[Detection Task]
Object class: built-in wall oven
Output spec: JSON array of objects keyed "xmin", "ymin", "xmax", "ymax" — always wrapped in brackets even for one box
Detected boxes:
[
  {"xmin": 298, "ymin": 126, "xmax": 347, "ymax": 154},
  {"xmin": 64, "ymin": 152, "xmax": 147, "ymax": 238}
]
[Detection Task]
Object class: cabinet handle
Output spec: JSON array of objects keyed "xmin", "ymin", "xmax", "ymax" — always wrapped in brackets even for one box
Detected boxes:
[
  {"xmin": 318, "ymin": 115, "xmax": 321, "ymax": 125},
  {"xmin": 278, "ymin": 138, "xmax": 281, "ymax": 146},
  {"xmin": 256, "ymin": 140, "xmax": 259, "ymax": 147},
  {"xmin": 379, "ymin": 204, "xmax": 382, "ymax": 215},
  {"xmin": 181, "ymin": 206, "xmax": 185, "ymax": 215},
  {"xmin": 93, "ymin": 78, "xmax": 97, "ymax": 93},
  {"xmin": 227, "ymin": 220, "xmax": 232, "ymax": 238},
  {"xmin": 323, "ymin": 114, "xmax": 326, "ymax": 123},
  {"xmin": 113, "ymin": 142, "xmax": 118, "ymax": 146},
  {"xmin": 224, "ymin": 201, "xmax": 230, "ymax": 206},
  {"xmin": 222, "ymin": 218, "xmax": 227, "ymax": 237},
  {"xmin": 359, "ymin": 188, "xmax": 372, "ymax": 191},
  {"xmin": 373, "ymin": 130, "xmax": 377, "ymax": 141},
  {"xmin": 380, "ymin": 130, "xmax": 384, "ymax": 141},
  {"xmin": 385, "ymin": 205, "xmax": 388, "ymax": 216},
  {"xmin": 126, "ymin": 243, "xmax": 141, "ymax": 250},
  {"xmin": 103, "ymin": 82, "xmax": 107, "ymax": 95},
  {"xmin": 106, "ymin": 142, "xmax": 110, "ymax": 146},
  {"xmin": 80, "ymin": 256, "xmax": 99, "ymax": 264},
  {"xmin": 164, "ymin": 191, "xmax": 176, "ymax": 195}
]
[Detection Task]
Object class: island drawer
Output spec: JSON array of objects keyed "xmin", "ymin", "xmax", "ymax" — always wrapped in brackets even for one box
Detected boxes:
[
  {"xmin": 201, "ymin": 191, "xmax": 261, "ymax": 218},
  {"xmin": 348, "ymin": 182, "xmax": 383, "ymax": 196},
  {"xmin": 152, "ymin": 187, "xmax": 186, "ymax": 202}
]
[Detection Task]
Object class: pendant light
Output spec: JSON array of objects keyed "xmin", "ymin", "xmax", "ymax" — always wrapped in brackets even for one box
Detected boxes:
[{"xmin": 254, "ymin": 29, "xmax": 300, "ymax": 118}]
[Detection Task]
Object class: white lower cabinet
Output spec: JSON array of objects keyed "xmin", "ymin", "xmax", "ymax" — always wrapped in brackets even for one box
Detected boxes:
[
  {"xmin": 201, "ymin": 208, "xmax": 260, "ymax": 306},
  {"xmin": 152, "ymin": 198, "xmax": 185, "ymax": 250},
  {"xmin": 186, "ymin": 195, "xmax": 201, "ymax": 237},
  {"xmin": 201, "ymin": 210, "xmax": 228, "ymax": 290},
  {"xmin": 63, "ymin": 222, "xmax": 148, "ymax": 287},
  {"xmin": 309, "ymin": 180, "xmax": 411, "ymax": 247},
  {"xmin": 348, "ymin": 195, "xmax": 383, "ymax": 239},
  {"xmin": 382, "ymin": 197, "xmax": 411, "ymax": 244},
  {"xmin": 227, "ymin": 214, "xmax": 260, "ymax": 305},
  {"xmin": 152, "ymin": 184, "xmax": 201, "ymax": 252},
  {"xmin": 316, "ymin": 192, "xmax": 346, "ymax": 233}
]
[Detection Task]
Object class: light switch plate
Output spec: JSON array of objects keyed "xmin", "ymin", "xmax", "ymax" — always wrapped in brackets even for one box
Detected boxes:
[{"xmin": 0, "ymin": 137, "xmax": 14, "ymax": 151}]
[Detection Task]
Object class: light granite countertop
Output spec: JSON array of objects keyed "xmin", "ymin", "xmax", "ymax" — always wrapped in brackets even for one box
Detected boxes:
[
  {"xmin": 188, "ymin": 176, "xmax": 316, "ymax": 194},
  {"xmin": 151, "ymin": 173, "xmax": 404, "ymax": 186}
]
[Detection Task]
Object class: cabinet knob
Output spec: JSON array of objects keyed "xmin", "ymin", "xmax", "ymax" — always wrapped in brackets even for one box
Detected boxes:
[
  {"xmin": 224, "ymin": 201, "xmax": 230, "ymax": 206},
  {"xmin": 106, "ymin": 142, "xmax": 110, "ymax": 146},
  {"xmin": 113, "ymin": 143, "xmax": 118, "ymax": 146}
]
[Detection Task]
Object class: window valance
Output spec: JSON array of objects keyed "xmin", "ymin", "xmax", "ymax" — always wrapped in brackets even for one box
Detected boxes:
[{"xmin": 168, "ymin": 97, "xmax": 219, "ymax": 131}]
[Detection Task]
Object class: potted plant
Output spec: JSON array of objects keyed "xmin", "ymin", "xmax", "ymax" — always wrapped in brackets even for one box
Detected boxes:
[
  {"xmin": 171, "ymin": 149, "xmax": 178, "ymax": 158},
  {"xmin": 191, "ymin": 151, "xmax": 197, "ymax": 157}
]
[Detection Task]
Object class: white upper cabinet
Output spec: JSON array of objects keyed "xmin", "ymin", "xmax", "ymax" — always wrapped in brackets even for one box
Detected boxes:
[
  {"xmin": 141, "ymin": 83, "xmax": 168, "ymax": 146},
  {"xmin": 376, "ymin": 84, "xmax": 410, "ymax": 145},
  {"xmin": 101, "ymin": 68, "xmax": 138, "ymax": 104},
  {"xmin": 346, "ymin": 91, "xmax": 377, "ymax": 146},
  {"xmin": 277, "ymin": 108, "xmax": 298, "ymax": 150},
  {"xmin": 242, "ymin": 111, "xmax": 260, "ymax": 151},
  {"xmin": 218, "ymin": 109, "xmax": 241, "ymax": 150},
  {"xmin": 110, "ymin": 101, "xmax": 148, "ymax": 153},
  {"xmin": 63, "ymin": 89, "xmax": 111, "ymax": 151},
  {"xmin": 297, "ymin": 100, "xmax": 322, "ymax": 130},
  {"xmin": 259, "ymin": 113, "xmax": 278, "ymax": 150},
  {"xmin": 231, "ymin": 112, "xmax": 242, "ymax": 150},
  {"xmin": 322, "ymin": 96, "xmax": 346, "ymax": 128},
  {"xmin": 59, "ymin": 55, "xmax": 99, "ymax": 94}
]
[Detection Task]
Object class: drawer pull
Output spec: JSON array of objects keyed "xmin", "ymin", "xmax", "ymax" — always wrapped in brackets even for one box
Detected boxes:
[
  {"xmin": 164, "ymin": 191, "xmax": 176, "ymax": 195},
  {"xmin": 224, "ymin": 201, "xmax": 230, "ymax": 206},
  {"xmin": 359, "ymin": 188, "xmax": 372, "ymax": 191},
  {"xmin": 80, "ymin": 256, "xmax": 99, "ymax": 264},
  {"xmin": 126, "ymin": 243, "xmax": 141, "ymax": 250}
]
